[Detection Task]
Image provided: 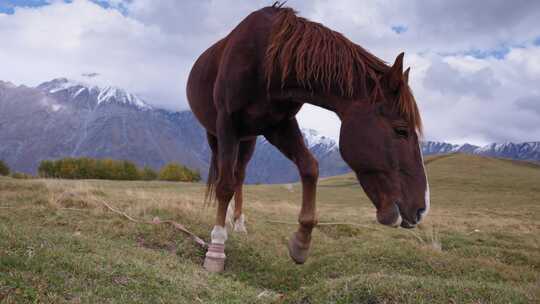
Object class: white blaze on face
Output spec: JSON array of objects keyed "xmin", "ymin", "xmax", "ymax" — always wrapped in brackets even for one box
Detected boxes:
[{"xmin": 418, "ymin": 138, "xmax": 430, "ymax": 222}]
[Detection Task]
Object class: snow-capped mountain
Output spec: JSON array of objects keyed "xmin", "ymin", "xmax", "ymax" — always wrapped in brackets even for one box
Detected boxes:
[
  {"xmin": 37, "ymin": 78, "xmax": 152, "ymax": 110},
  {"xmin": 421, "ymin": 141, "xmax": 459, "ymax": 155},
  {"xmin": 0, "ymin": 79, "xmax": 210, "ymax": 179},
  {"xmin": 303, "ymin": 128, "xmax": 337, "ymax": 151},
  {"xmin": 0, "ymin": 80, "xmax": 16, "ymax": 89},
  {"xmin": 472, "ymin": 142, "xmax": 540, "ymax": 160},
  {"xmin": 421, "ymin": 141, "xmax": 540, "ymax": 162},
  {"xmin": 421, "ymin": 141, "xmax": 479, "ymax": 154}
]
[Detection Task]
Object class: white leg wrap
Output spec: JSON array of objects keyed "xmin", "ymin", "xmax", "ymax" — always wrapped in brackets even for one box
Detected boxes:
[
  {"xmin": 233, "ymin": 214, "xmax": 247, "ymax": 233},
  {"xmin": 211, "ymin": 225, "xmax": 228, "ymax": 245}
]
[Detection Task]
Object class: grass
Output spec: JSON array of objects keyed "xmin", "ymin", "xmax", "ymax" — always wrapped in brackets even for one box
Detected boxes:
[{"xmin": 1, "ymin": 154, "xmax": 539, "ymax": 303}]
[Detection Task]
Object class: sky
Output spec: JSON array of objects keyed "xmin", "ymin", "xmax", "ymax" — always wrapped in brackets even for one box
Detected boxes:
[{"xmin": 1, "ymin": 0, "xmax": 539, "ymax": 145}]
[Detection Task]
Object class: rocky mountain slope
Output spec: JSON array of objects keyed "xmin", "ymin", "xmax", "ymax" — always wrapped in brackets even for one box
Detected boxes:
[
  {"xmin": 0, "ymin": 79, "xmax": 210, "ymax": 177},
  {"xmin": 0, "ymin": 78, "xmax": 346, "ymax": 183},
  {"xmin": 421, "ymin": 141, "xmax": 540, "ymax": 161}
]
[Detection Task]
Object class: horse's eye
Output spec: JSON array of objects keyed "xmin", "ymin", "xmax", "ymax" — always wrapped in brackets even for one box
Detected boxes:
[{"xmin": 394, "ymin": 127, "xmax": 409, "ymax": 138}]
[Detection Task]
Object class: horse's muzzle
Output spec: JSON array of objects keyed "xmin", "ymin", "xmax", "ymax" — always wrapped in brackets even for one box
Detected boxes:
[
  {"xmin": 376, "ymin": 203, "xmax": 402, "ymax": 227},
  {"xmin": 377, "ymin": 202, "xmax": 425, "ymax": 229},
  {"xmin": 399, "ymin": 207, "xmax": 426, "ymax": 228},
  {"xmin": 400, "ymin": 219, "xmax": 416, "ymax": 229}
]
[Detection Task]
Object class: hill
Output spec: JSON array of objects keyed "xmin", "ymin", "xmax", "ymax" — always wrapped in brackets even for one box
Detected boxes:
[{"xmin": 1, "ymin": 154, "xmax": 538, "ymax": 303}]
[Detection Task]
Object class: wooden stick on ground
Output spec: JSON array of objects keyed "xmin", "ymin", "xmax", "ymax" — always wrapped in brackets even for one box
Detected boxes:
[
  {"xmin": 265, "ymin": 220, "xmax": 379, "ymax": 230},
  {"xmin": 99, "ymin": 199, "xmax": 207, "ymax": 248}
]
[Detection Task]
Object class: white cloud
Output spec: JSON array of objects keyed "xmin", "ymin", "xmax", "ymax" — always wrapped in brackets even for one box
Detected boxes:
[
  {"xmin": 1, "ymin": 0, "xmax": 540, "ymax": 144},
  {"xmin": 0, "ymin": 0, "xmax": 185, "ymax": 109},
  {"xmin": 417, "ymin": 47, "xmax": 540, "ymax": 144}
]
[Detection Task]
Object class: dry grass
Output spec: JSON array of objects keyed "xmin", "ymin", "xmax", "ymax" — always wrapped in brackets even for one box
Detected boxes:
[{"xmin": 1, "ymin": 154, "xmax": 539, "ymax": 303}]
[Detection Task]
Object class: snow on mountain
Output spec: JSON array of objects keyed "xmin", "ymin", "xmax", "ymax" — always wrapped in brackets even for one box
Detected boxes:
[
  {"xmin": 478, "ymin": 142, "xmax": 516, "ymax": 153},
  {"xmin": 0, "ymin": 80, "xmax": 17, "ymax": 89},
  {"xmin": 302, "ymin": 128, "xmax": 337, "ymax": 150},
  {"xmin": 37, "ymin": 78, "xmax": 152, "ymax": 110},
  {"xmin": 258, "ymin": 128, "xmax": 337, "ymax": 151},
  {"xmin": 421, "ymin": 141, "xmax": 460, "ymax": 154},
  {"xmin": 474, "ymin": 142, "xmax": 540, "ymax": 160},
  {"xmin": 421, "ymin": 140, "xmax": 540, "ymax": 162}
]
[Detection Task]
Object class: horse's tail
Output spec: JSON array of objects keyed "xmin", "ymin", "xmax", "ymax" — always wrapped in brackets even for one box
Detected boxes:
[{"xmin": 204, "ymin": 153, "xmax": 218, "ymax": 205}]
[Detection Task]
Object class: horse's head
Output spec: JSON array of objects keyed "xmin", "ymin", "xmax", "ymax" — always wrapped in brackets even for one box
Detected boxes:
[{"xmin": 339, "ymin": 53, "xmax": 429, "ymax": 229}]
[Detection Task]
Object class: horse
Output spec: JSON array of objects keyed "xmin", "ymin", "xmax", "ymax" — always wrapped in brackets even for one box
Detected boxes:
[{"xmin": 186, "ymin": 3, "xmax": 430, "ymax": 272}]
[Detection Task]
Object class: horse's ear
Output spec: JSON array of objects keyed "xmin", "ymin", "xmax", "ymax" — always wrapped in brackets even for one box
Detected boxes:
[
  {"xmin": 403, "ymin": 67, "xmax": 410, "ymax": 85},
  {"xmin": 388, "ymin": 52, "xmax": 404, "ymax": 91}
]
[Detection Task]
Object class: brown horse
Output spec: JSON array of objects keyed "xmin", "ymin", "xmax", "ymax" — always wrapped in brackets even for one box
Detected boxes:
[{"xmin": 187, "ymin": 3, "xmax": 429, "ymax": 272}]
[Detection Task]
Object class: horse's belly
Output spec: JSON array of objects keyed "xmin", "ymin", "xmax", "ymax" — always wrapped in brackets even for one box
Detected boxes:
[{"xmin": 237, "ymin": 101, "xmax": 302, "ymax": 137}]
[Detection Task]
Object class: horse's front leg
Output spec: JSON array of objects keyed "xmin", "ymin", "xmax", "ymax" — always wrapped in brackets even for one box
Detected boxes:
[
  {"xmin": 264, "ymin": 118, "xmax": 319, "ymax": 264},
  {"xmin": 290, "ymin": 153, "xmax": 319, "ymax": 264},
  {"xmin": 204, "ymin": 112, "xmax": 239, "ymax": 273}
]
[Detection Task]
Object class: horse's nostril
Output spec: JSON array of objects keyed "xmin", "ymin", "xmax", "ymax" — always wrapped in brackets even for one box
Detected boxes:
[{"xmin": 416, "ymin": 208, "xmax": 426, "ymax": 222}]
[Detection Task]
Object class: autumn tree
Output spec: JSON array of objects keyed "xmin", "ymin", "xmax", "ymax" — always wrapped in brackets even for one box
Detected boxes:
[
  {"xmin": 140, "ymin": 166, "xmax": 158, "ymax": 180},
  {"xmin": 159, "ymin": 163, "xmax": 201, "ymax": 182},
  {"xmin": 0, "ymin": 160, "xmax": 10, "ymax": 176}
]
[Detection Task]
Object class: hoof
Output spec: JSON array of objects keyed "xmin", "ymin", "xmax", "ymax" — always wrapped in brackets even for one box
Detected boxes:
[
  {"xmin": 233, "ymin": 214, "xmax": 247, "ymax": 233},
  {"xmin": 287, "ymin": 232, "xmax": 310, "ymax": 264},
  {"xmin": 203, "ymin": 243, "xmax": 225, "ymax": 273}
]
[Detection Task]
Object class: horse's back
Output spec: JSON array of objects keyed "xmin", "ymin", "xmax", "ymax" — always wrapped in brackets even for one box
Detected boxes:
[{"xmin": 187, "ymin": 7, "xmax": 279, "ymax": 134}]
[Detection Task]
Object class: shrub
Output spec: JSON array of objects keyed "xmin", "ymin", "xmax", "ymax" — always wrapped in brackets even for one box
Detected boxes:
[
  {"xmin": 38, "ymin": 157, "xmax": 141, "ymax": 180},
  {"xmin": 0, "ymin": 160, "xmax": 10, "ymax": 176},
  {"xmin": 11, "ymin": 172, "xmax": 34, "ymax": 179},
  {"xmin": 121, "ymin": 161, "xmax": 140, "ymax": 180},
  {"xmin": 38, "ymin": 160, "xmax": 55, "ymax": 178},
  {"xmin": 159, "ymin": 163, "xmax": 187, "ymax": 181},
  {"xmin": 36, "ymin": 158, "xmax": 199, "ymax": 182},
  {"xmin": 159, "ymin": 163, "xmax": 201, "ymax": 182},
  {"xmin": 140, "ymin": 166, "xmax": 158, "ymax": 181},
  {"xmin": 190, "ymin": 170, "xmax": 202, "ymax": 182}
]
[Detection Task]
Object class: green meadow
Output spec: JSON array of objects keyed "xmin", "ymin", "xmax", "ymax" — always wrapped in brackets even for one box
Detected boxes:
[{"xmin": 1, "ymin": 154, "xmax": 539, "ymax": 303}]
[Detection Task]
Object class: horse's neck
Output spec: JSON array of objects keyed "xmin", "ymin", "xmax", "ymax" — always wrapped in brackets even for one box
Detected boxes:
[{"xmin": 272, "ymin": 88, "xmax": 355, "ymax": 120}]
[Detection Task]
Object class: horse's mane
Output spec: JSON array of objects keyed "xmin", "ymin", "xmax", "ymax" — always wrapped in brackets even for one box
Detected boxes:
[{"xmin": 264, "ymin": 7, "xmax": 422, "ymax": 132}]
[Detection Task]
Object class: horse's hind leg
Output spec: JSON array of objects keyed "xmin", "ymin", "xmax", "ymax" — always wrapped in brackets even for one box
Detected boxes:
[
  {"xmin": 264, "ymin": 118, "xmax": 319, "ymax": 264},
  {"xmin": 226, "ymin": 139, "xmax": 256, "ymax": 233},
  {"xmin": 204, "ymin": 112, "xmax": 240, "ymax": 273}
]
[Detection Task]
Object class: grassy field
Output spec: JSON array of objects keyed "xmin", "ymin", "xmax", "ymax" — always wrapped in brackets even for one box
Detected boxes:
[{"xmin": 1, "ymin": 154, "xmax": 539, "ymax": 303}]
